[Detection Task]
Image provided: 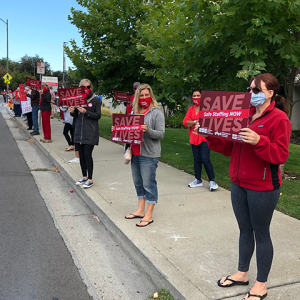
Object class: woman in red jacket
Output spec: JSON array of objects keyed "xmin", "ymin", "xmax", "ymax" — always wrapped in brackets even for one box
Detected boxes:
[
  {"xmin": 183, "ymin": 88, "xmax": 218, "ymax": 191},
  {"xmin": 200, "ymin": 74, "xmax": 291, "ymax": 300}
]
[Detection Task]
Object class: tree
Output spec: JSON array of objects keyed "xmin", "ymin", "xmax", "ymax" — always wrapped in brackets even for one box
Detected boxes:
[
  {"xmin": 66, "ymin": 0, "xmax": 158, "ymax": 97},
  {"xmin": 17, "ymin": 54, "xmax": 52, "ymax": 78},
  {"xmin": 138, "ymin": 0, "xmax": 300, "ymax": 118}
]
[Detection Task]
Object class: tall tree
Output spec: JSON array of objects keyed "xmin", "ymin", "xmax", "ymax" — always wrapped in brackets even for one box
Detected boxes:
[
  {"xmin": 17, "ymin": 54, "xmax": 52, "ymax": 78},
  {"xmin": 138, "ymin": 0, "xmax": 300, "ymax": 118},
  {"xmin": 66, "ymin": 0, "xmax": 158, "ymax": 96}
]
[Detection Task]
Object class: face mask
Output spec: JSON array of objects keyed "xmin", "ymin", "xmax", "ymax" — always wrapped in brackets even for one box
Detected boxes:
[
  {"xmin": 250, "ymin": 92, "xmax": 267, "ymax": 107},
  {"xmin": 192, "ymin": 97, "xmax": 201, "ymax": 106},
  {"xmin": 133, "ymin": 89, "xmax": 136, "ymax": 93},
  {"xmin": 139, "ymin": 97, "xmax": 152, "ymax": 109},
  {"xmin": 85, "ymin": 88, "xmax": 91, "ymax": 94},
  {"xmin": 42, "ymin": 87, "xmax": 48, "ymax": 93}
]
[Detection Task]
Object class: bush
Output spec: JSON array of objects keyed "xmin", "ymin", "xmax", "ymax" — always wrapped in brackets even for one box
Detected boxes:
[
  {"xmin": 165, "ymin": 112, "xmax": 186, "ymax": 128},
  {"xmin": 101, "ymin": 107, "xmax": 112, "ymax": 117}
]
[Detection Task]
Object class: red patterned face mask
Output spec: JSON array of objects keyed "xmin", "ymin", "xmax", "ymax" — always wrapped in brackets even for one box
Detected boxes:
[
  {"xmin": 42, "ymin": 87, "xmax": 48, "ymax": 93},
  {"xmin": 139, "ymin": 97, "xmax": 152, "ymax": 109},
  {"xmin": 192, "ymin": 97, "xmax": 201, "ymax": 106},
  {"xmin": 85, "ymin": 88, "xmax": 91, "ymax": 94}
]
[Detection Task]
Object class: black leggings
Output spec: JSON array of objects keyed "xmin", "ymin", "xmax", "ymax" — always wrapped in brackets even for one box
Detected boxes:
[
  {"xmin": 231, "ymin": 182, "xmax": 280, "ymax": 282},
  {"xmin": 63, "ymin": 123, "xmax": 74, "ymax": 146},
  {"xmin": 76, "ymin": 144, "xmax": 94, "ymax": 180}
]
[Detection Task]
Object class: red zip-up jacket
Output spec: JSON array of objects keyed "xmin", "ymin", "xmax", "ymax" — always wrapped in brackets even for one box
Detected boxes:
[{"xmin": 206, "ymin": 101, "xmax": 291, "ymax": 191}]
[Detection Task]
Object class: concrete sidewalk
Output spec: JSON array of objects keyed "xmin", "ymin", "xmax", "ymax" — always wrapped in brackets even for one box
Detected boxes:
[{"xmin": 6, "ymin": 107, "xmax": 300, "ymax": 300}]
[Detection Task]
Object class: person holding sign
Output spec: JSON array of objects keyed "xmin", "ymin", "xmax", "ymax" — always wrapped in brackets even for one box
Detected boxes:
[
  {"xmin": 69, "ymin": 79, "xmax": 101, "ymax": 189},
  {"xmin": 39, "ymin": 83, "xmax": 52, "ymax": 143},
  {"xmin": 124, "ymin": 83, "xmax": 165, "ymax": 227},
  {"xmin": 199, "ymin": 74, "xmax": 291, "ymax": 300},
  {"xmin": 183, "ymin": 88, "xmax": 218, "ymax": 191}
]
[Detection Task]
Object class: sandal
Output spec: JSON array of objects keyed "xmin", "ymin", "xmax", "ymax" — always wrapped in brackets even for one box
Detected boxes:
[
  {"xmin": 136, "ymin": 220, "xmax": 153, "ymax": 227},
  {"xmin": 243, "ymin": 291, "xmax": 267, "ymax": 300},
  {"xmin": 125, "ymin": 213, "xmax": 145, "ymax": 219},
  {"xmin": 217, "ymin": 275, "xmax": 249, "ymax": 288}
]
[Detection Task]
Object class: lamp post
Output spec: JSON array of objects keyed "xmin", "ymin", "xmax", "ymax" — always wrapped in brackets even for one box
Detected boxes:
[
  {"xmin": 62, "ymin": 42, "xmax": 67, "ymax": 88},
  {"xmin": 0, "ymin": 18, "xmax": 9, "ymax": 90}
]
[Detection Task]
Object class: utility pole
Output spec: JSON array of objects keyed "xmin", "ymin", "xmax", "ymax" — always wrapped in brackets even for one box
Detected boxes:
[
  {"xmin": 62, "ymin": 42, "xmax": 67, "ymax": 88},
  {"xmin": 0, "ymin": 18, "xmax": 9, "ymax": 90}
]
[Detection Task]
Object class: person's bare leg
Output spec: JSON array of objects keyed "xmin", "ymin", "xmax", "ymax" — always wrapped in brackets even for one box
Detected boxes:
[
  {"xmin": 125, "ymin": 198, "xmax": 146, "ymax": 218},
  {"xmin": 137, "ymin": 203, "xmax": 155, "ymax": 226}
]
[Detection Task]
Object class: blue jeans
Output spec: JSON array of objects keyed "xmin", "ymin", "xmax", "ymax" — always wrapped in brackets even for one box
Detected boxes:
[
  {"xmin": 131, "ymin": 155, "xmax": 159, "ymax": 204},
  {"xmin": 191, "ymin": 142, "xmax": 215, "ymax": 181},
  {"xmin": 32, "ymin": 106, "xmax": 39, "ymax": 132}
]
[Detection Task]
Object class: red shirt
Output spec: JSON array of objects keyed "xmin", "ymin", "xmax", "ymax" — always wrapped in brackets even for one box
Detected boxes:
[{"xmin": 183, "ymin": 105, "xmax": 206, "ymax": 145}]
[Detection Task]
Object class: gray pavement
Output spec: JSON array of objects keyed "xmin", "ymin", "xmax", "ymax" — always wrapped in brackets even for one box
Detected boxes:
[{"xmin": 5, "ymin": 104, "xmax": 300, "ymax": 300}]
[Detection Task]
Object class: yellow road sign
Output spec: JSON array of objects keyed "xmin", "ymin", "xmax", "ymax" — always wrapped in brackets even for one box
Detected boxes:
[
  {"xmin": 5, "ymin": 80, "xmax": 10, "ymax": 84},
  {"xmin": 3, "ymin": 73, "xmax": 12, "ymax": 81}
]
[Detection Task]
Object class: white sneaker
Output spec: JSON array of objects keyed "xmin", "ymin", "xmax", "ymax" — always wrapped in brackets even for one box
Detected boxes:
[
  {"xmin": 83, "ymin": 180, "xmax": 94, "ymax": 189},
  {"xmin": 76, "ymin": 177, "xmax": 88, "ymax": 185},
  {"xmin": 209, "ymin": 181, "xmax": 218, "ymax": 191},
  {"xmin": 69, "ymin": 157, "xmax": 80, "ymax": 163},
  {"xmin": 188, "ymin": 179, "xmax": 203, "ymax": 188}
]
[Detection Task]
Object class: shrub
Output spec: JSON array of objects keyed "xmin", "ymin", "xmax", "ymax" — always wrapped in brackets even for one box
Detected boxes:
[
  {"xmin": 165, "ymin": 112, "xmax": 186, "ymax": 128},
  {"xmin": 101, "ymin": 107, "xmax": 112, "ymax": 117}
]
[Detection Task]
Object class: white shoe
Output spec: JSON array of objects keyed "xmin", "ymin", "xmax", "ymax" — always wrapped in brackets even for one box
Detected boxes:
[
  {"xmin": 83, "ymin": 180, "xmax": 93, "ymax": 189},
  {"xmin": 69, "ymin": 157, "xmax": 80, "ymax": 163},
  {"xmin": 76, "ymin": 177, "xmax": 88, "ymax": 185},
  {"xmin": 209, "ymin": 181, "xmax": 218, "ymax": 191},
  {"xmin": 188, "ymin": 179, "xmax": 203, "ymax": 188}
]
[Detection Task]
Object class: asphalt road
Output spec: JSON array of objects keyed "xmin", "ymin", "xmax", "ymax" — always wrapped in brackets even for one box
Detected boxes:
[
  {"xmin": 0, "ymin": 105, "xmax": 95, "ymax": 300},
  {"xmin": 0, "ymin": 98, "xmax": 157, "ymax": 300}
]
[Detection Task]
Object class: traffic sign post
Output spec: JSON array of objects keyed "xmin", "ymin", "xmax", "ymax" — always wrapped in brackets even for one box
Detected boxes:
[{"xmin": 37, "ymin": 62, "xmax": 45, "ymax": 74}]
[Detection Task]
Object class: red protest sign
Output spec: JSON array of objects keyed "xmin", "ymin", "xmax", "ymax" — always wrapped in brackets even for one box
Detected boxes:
[
  {"xmin": 111, "ymin": 114, "xmax": 144, "ymax": 145},
  {"xmin": 57, "ymin": 87, "xmax": 87, "ymax": 107},
  {"xmin": 198, "ymin": 91, "xmax": 251, "ymax": 142},
  {"xmin": 113, "ymin": 90, "xmax": 131, "ymax": 102},
  {"xmin": 26, "ymin": 77, "xmax": 41, "ymax": 90},
  {"xmin": 19, "ymin": 84, "xmax": 27, "ymax": 101}
]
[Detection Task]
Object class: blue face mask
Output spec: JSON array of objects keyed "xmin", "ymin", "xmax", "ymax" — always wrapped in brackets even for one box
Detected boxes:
[{"xmin": 250, "ymin": 92, "xmax": 267, "ymax": 107}]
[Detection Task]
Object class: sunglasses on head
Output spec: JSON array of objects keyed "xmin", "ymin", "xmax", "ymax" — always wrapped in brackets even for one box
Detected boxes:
[{"xmin": 246, "ymin": 86, "xmax": 262, "ymax": 94}]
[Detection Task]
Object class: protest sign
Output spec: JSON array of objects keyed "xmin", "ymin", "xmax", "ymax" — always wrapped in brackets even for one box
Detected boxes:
[
  {"xmin": 21, "ymin": 98, "xmax": 32, "ymax": 113},
  {"xmin": 58, "ymin": 87, "xmax": 87, "ymax": 107},
  {"xmin": 113, "ymin": 91, "xmax": 131, "ymax": 102},
  {"xmin": 26, "ymin": 77, "xmax": 41, "ymax": 90},
  {"xmin": 111, "ymin": 114, "xmax": 144, "ymax": 145},
  {"xmin": 42, "ymin": 76, "xmax": 58, "ymax": 92},
  {"xmin": 198, "ymin": 91, "xmax": 251, "ymax": 142},
  {"xmin": 19, "ymin": 84, "xmax": 27, "ymax": 101}
]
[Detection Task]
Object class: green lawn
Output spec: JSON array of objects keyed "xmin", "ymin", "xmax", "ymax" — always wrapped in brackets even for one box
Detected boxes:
[{"xmin": 99, "ymin": 116, "xmax": 300, "ymax": 220}]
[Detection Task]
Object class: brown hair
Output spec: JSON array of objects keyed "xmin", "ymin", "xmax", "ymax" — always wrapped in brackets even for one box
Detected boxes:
[{"xmin": 250, "ymin": 73, "xmax": 288, "ymax": 115}]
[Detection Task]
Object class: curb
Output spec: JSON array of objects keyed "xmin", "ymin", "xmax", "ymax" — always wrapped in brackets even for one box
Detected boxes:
[{"xmin": 10, "ymin": 110, "xmax": 186, "ymax": 300}]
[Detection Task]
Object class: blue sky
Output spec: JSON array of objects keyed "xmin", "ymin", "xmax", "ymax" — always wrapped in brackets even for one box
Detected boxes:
[{"xmin": 0, "ymin": 0, "xmax": 84, "ymax": 73}]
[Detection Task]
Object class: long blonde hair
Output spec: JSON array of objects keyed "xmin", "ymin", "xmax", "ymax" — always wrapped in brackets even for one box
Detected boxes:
[{"xmin": 132, "ymin": 83, "xmax": 158, "ymax": 113}]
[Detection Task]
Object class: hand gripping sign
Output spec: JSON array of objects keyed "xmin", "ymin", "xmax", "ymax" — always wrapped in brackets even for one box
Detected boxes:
[
  {"xmin": 58, "ymin": 87, "xmax": 87, "ymax": 107},
  {"xmin": 198, "ymin": 91, "xmax": 251, "ymax": 142},
  {"xmin": 26, "ymin": 77, "xmax": 41, "ymax": 90},
  {"xmin": 111, "ymin": 114, "xmax": 144, "ymax": 145}
]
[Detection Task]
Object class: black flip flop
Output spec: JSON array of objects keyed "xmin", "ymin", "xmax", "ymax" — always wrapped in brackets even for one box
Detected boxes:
[
  {"xmin": 136, "ymin": 220, "xmax": 154, "ymax": 227},
  {"xmin": 217, "ymin": 275, "xmax": 249, "ymax": 288},
  {"xmin": 125, "ymin": 213, "xmax": 145, "ymax": 219},
  {"xmin": 243, "ymin": 291, "xmax": 267, "ymax": 300}
]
